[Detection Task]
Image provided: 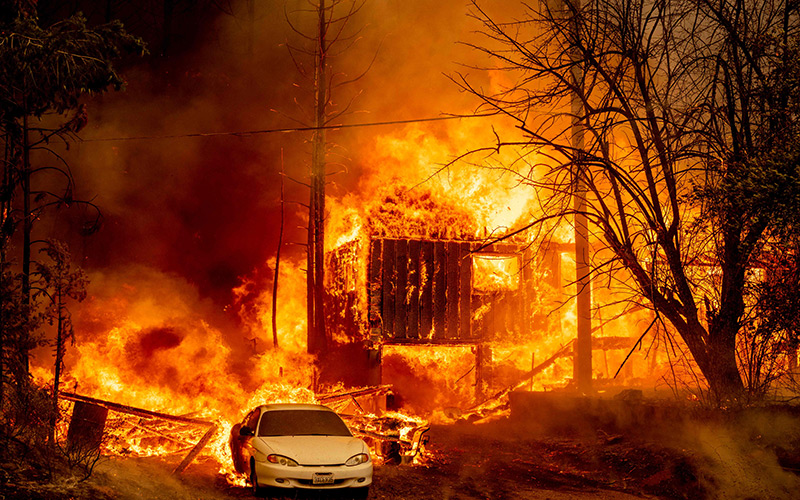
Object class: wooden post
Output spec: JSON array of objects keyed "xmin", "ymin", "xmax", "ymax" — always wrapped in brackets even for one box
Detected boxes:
[
  {"xmin": 475, "ymin": 344, "xmax": 493, "ymax": 400},
  {"xmin": 367, "ymin": 346, "xmax": 382, "ymax": 387}
]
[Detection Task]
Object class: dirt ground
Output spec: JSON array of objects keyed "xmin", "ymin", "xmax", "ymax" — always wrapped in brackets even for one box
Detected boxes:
[{"xmin": 3, "ymin": 412, "xmax": 800, "ymax": 500}]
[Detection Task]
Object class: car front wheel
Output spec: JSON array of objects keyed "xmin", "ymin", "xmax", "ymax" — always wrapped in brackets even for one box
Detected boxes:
[{"xmin": 250, "ymin": 459, "xmax": 265, "ymax": 498}]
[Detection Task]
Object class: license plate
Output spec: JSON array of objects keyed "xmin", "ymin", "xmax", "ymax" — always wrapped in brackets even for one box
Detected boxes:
[{"xmin": 312, "ymin": 473, "xmax": 334, "ymax": 485}]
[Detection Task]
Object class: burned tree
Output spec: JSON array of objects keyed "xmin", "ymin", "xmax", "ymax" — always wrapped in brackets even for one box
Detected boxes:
[
  {"xmin": 283, "ymin": 0, "xmax": 373, "ymax": 356},
  {"xmin": 457, "ymin": 0, "xmax": 800, "ymax": 402}
]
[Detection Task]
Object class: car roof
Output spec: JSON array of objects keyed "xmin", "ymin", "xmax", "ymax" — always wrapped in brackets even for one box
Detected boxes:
[{"xmin": 256, "ymin": 403, "xmax": 335, "ymax": 414}]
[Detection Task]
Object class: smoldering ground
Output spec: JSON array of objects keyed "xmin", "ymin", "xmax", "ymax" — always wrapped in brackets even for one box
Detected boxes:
[{"xmin": 11, "ymin": 404, "xmax": 798, "ymax": 500}]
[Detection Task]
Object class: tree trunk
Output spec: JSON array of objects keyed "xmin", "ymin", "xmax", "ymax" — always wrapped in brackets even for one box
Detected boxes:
[
  {"xmin": 272, "ymin": 156, "xmax": 284, "ymax": 349},
  {"xmin": 707, "ymin": 332, "xmax": 744, "ymax": 401},
  {"xmin": 50, "ymin": 293, "xmax": 64, "ymax": 444},
  {"xmin": 20, "ymin": 114, "xmax": 30, "ymax": 379},
  {"xmin": 679, "ymin": 319, "xmax": 743, "ymax": 402},
  {"xmin": 307, "ymin": 0, "xmax": 328, "ymax": 356},
  {"xmin": 0, "ymin": 129, "xmax": 8, "ymax": 407},
  {"xmin": 570, "ymin": 0, "xmax": 592, "ymax": 393}
]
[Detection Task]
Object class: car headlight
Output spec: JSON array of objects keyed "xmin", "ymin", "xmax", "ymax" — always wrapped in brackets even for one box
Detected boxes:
[
  {"xmin": 345, "ymin": 453, "xmax": 370, "ymax": 466},
  {"xmin": 267, "ymin": 454, "xmax": 299, "ymax": 467}
]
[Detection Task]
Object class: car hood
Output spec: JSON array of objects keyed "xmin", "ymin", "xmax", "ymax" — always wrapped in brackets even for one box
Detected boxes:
[{"xmin": 254, "ymin": 436, "xmax": 368, "ymax": 466}]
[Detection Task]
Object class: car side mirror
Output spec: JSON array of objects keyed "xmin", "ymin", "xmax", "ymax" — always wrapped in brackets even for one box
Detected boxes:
[{"xmin": 239, "ymin": 426, "xmax": 254, "ymax": 437}]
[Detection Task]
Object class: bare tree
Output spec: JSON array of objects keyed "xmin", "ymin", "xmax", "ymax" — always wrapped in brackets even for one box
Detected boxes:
[
  {"xmin": 284, "ymin": 0, "xmax": 372, "ymax": 356},
  {"xmin": 456, "ymin": 0, "xmax": 800, "ymax": 402}
]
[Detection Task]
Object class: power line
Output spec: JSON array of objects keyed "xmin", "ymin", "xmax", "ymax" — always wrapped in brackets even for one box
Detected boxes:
[{"xmin": 80, "ymin": 114, "xmax": 495, "ymax": 143}]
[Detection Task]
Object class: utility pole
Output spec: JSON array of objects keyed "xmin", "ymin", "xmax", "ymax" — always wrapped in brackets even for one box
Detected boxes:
[
  {"xmin": 307, "ymin": 0, "xmax": 328, "ymax": 356},
  {"xmin": 569, "ymin": 0, "xmax": 592, "ymax": 393}
]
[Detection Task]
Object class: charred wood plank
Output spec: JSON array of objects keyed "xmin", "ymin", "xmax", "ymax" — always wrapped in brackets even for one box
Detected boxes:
[
  {"xmin": 382, "ymin": 239, "xmax": 396, "ymax": 338},
  {"xmin": 128, "ymin": 421, "xmax": 195, "ymax": 448},
  {"xmin": 419, "ymin": 241, "xmax": 434, "ymax": 339},
  {"xmin": 446, "ymin": 242, "xmax": 460, "ymax": 339},
  {"xmin": 459, "ymin": 242, "xmax": 472, "ymax": 339},
  {"xmin": 60, "ymin": 392, "xmax": 213, "ymax": 426},
  {"xmin": 317, "ymin": 385, "xmax": 393, "ymax": 403},
  {"xmin": 172, "ymin": 424, "xmax": 218, "ymax": 474},
  {"xmin": 368, "ymin": 239, "xmax": 383, "ymax": 341},
  {"xmin": 394, "ymin": 239, "xmax": 409, "ymax": 339},
  {"xmin": 433, "ymin": 241, "xmax": 446, "ymax": 339},
  {"xmin": 407, "ymin": 240, "xmax": 421, "ymax": 339}
]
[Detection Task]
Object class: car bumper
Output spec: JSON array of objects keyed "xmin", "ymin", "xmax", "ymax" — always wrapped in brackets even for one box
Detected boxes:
[{"xmin": 253, "ymin": 461, "xmax": 373, "ymax": 490}]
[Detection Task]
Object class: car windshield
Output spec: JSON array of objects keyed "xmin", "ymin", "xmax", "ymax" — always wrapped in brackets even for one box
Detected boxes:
[{"xmin": 257, "ymin": 409, "xmax": 352, "ymax": 437}]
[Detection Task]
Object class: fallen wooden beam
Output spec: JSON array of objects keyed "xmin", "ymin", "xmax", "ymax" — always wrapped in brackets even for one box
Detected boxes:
[
  {"xmin": 127, "ymin": 421, "xmax": 195, "ymax": 448},
  {"xmin": 60, "ymin": 392, "xmax": 214, "ymax": 426},
  {"xmin": 172, "ymin": 424, "xmax": 218, "ymax": 474},
  {"xmin": 317, "ymin": 385, "xmax": 393, "ymax": 403},
  {"xmin": 351, "ymin": 428, "xmax": 402, "ymax": 443},
  {"xmin": 60, "ymin": 391, "xmax": 218, "ymax": 475}
]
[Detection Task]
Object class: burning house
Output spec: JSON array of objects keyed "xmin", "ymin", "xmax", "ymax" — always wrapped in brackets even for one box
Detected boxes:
[
  {"xmin": 323, "ymin": 183, "xmax": 647, "ymax": 413},
  {"xmin": 327, "ymin": 236, "xmax": 547, "ymax": 398}
]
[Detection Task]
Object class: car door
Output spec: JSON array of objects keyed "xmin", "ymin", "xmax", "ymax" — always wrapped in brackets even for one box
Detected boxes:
[
  {"xmin": 241, "ymin": 409, "xmax": 262, "ymax": 473},
  {"xmin": 230, "ymin": 409, "xmax": 259, "ymax": 473}
]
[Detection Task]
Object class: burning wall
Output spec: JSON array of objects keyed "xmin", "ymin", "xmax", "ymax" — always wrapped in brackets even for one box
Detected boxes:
[{"xmin": 328, "ymin": 237, "xmax": 552, "ymax": 344}]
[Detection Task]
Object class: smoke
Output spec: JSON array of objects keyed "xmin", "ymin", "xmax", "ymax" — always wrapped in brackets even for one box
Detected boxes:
[
  {"xmin": 52, "ymin": 0, "xmax": 499, "ymax": 307},
  {"xmin": 29, "ymin": 0, "xmax": 538, "ymax": 414},
  {"xmin": 682, "ymin": 410, "xmax": 800, "ymax": 499}
]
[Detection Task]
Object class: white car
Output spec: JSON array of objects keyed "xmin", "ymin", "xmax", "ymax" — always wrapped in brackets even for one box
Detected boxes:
[{"xmin": 229, "ymin": 403, "xmax": 373, "ymax": 499}]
